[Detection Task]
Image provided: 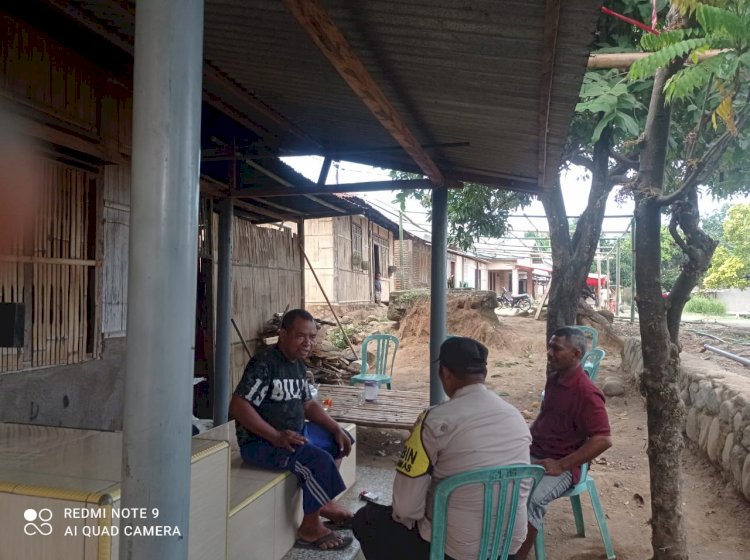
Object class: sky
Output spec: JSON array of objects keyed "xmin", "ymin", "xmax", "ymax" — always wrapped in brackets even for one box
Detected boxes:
[{"xmin": 283, "ymin": 155, "xmax": 743, "ymax": 257}]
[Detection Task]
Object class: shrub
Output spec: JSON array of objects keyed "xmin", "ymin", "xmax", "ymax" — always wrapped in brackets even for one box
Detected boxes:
[{"xmin": 684, "ymin": 296, "xmax": 726, "ymax": 315}]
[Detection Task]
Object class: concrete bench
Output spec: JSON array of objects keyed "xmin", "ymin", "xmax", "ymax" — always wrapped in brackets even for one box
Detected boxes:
[{"xmin": 196, "ymin": 421, "xmax": 357, "ymax": 560}]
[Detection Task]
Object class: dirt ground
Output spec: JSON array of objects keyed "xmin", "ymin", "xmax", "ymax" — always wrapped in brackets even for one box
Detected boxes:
[{"xmin": 351, "ymin": 309, "xmax": 750, "ymax": 560}]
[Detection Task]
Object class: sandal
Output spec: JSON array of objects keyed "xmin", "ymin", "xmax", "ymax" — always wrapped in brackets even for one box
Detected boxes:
[
  {"xmin": 294, "ymin": 531, "xmax": 353, "ymax": 551},
  {"xmin": 324, "ymin": 518, "xmax": 354, "ymax": 531}
]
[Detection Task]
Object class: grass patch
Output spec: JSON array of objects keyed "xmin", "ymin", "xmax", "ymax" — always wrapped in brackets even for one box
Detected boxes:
[
  {"xmin": 392, "ymin": 289, "xmax": 430, "ymax": 306},
  {"xmin": 684, "ymin": 297, "xmax": 726, "ymax": 315},
  {"xmin": 328, "ymin": 326, "xmax": 357, "ymax": 349}
]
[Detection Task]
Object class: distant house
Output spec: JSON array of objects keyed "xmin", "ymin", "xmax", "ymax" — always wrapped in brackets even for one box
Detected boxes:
[
  {"xmin": 393, "ymin": 232, "xmax": 431, "ymax": 290},
  {"xmin": 303, "ymin": 200, "xmax": 399, "ymax": 306},
  {"xmin": 447, "ymin": 248, "xmax": 488, "ymax": 289},
  {"xmin": 393, "ymin": 233, "xmax": 491, "ymax": 291}
]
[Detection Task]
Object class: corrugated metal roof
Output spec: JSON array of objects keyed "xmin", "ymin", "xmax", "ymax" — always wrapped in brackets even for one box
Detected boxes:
[{"xmin": 48, "ymin": 0, "xmax": 600, "ymax": 194}]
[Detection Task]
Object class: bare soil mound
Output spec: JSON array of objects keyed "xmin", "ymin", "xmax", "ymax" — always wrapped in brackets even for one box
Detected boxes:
[{"xmin": 397, "ymin": 291, "xmax": 508, "ymax": 349}]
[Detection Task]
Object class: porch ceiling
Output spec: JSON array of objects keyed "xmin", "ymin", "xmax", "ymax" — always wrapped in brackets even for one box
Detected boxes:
[{"xmin": 45, "ymin": 0, "xmax": 600, "ymax": 198}]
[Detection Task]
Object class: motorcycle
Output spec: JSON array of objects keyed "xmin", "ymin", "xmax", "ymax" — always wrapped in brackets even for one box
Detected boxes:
[{"xmin": 497, "ymin": 287, "xmax": 532, "ymax": 310}]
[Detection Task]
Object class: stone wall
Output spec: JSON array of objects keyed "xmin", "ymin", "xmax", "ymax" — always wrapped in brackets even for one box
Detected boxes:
[{"xmin": 621, "ymin": 337, "xmax": 750, "ymax": 502}]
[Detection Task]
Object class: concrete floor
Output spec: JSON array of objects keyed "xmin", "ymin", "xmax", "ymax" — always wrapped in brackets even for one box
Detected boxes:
[{"xmin": 281, "ymin": 466, "xmax": 395, "ymax": 560}]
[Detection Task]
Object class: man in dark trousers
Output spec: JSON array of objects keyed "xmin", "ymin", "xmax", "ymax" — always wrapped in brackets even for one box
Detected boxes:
[
  {"xmin": 514, "ymin": 326, "xmax": 612, "ymax": 559},
  {"xmin": 229, "ymin": 309, "xmax": 354, "ymax": 552},
  {"xmin": 352, "ymin": 336, "xmax": 532, "ymax": 560}
]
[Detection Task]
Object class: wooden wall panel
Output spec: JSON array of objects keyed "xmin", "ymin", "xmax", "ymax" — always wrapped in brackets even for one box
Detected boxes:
[{"xmin": 0, "ymin": 15, "xmax": 99, "ymax": 134}]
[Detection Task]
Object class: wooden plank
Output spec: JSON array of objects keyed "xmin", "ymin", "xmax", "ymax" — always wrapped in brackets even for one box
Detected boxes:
[
  {"xmin": 316, "ymin": 386, "xmax": 429, "ymax": 430},
  {"xmin": 283, "ymin": 0, "xmax": 444, "ymax": 186}
]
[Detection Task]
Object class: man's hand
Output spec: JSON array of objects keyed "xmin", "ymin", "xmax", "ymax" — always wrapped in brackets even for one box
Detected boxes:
[
  {"xmin": 536, "ymin": 458, "xmax": 565, "ymax": 477},
  {"xmin": 272, "ymin": 430, "xmax": 306, "ymax": 451},
  {"xmin": 333, "ymin": 427, "xmax": 352, "ymax": 458}
]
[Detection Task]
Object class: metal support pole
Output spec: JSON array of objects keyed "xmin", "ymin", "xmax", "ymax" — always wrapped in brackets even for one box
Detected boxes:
[
  {"xmin": 214, "ymin": 197, "xmax": 233, "ymax": 426},
  {"xmin": 429, "ymin": 187, "xmax": 448, "ymax": 405},
  {"xmin": 605, "ymin": 257, "xmax": 610, "ymax": 311},
  {"xmin": 596, "ymin": 252, "xmax": 602, "ymax": 307},
  {"xmin": 298, "ymin": 218, "xmax": 305, "ymax": 308},
  {"xmin": 630, "ymin": 219, "xmax": 636, "ymax": 324},
  {"xmin": 121, "ymin": 1, "xmax": 203, "ymax": 559},
  {"xmin": 399, "ymin": 201, "xmax": 405, "ymax": 289},
  {"xmin": 615, "ymin": 239, "xmax": 621, "ymax": 317}
]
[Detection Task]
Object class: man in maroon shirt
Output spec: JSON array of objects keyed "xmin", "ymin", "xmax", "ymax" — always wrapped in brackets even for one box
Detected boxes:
[{"xmin": 515, "ymin": 326, "xmax": 612, "ymax": 560}]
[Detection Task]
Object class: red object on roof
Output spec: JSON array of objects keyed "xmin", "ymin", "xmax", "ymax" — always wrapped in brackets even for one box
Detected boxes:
[{"xmin": 586, "ymin": 275, "xmax": 607, "ymax": 288}]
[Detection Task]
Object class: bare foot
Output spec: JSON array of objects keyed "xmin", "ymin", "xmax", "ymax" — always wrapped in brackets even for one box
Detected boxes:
[{"xmin": 320, "ymin": 501, "xmax": 353, "ymax": 524}]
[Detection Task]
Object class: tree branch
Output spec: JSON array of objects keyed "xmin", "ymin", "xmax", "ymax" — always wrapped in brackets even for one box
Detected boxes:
[
  {"xmin": 607, "ymin": 174, "xmax": 632, "ymax": 187},
  {"xmin": 610, "ymin": 149, "xmax": 639, "ymax": 168},
  {"xmin": 658, "ymin": 110, "xmax": 750, "ymax": 207},
  {"xmin": 668, "ymin": 213, "xmax": 689, "ymax": 255},
  {"xmin": 568, "ymin": 154, "xmax": 594, "ymax": 171}
]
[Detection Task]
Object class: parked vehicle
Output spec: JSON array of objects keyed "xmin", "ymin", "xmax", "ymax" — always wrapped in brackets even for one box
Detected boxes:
[{"xmin": 497, "ymin": 287, "xmax": 532, "ymax": 310}]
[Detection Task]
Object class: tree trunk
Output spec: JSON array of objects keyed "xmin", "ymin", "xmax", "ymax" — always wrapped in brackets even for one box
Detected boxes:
[
  {"xmin": 634, "ymin": 59, "xmax": 689, "ymax": 560},
  {"xmin": 544, "ymin": 124, "xmax": 614, "ymax": 341},
  {"xmin": 635, "ymin": 196, "xmax": 688, "ymax": 560},
  {"xmin": 666, "ymin": 186, "xmax": 718, "ymax": 344}
]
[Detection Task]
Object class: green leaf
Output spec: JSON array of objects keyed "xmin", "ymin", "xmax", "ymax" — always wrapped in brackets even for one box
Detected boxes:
[
  {"xmin": 629, "ymin": 38, "xmax": 711, "ymax": 80},
  {"xmin": 591, "ymin": 112, "xmax": 616, "ymax": 142},
  {"xmin": 616, "ymin": 112, "xmax": 641, "ymax": 137}
]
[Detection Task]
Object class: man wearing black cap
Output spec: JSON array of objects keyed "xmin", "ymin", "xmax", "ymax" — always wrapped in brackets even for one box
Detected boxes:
[{"xmin": 352, "ymin": 336, "xmax": 532, "ymax": 560}]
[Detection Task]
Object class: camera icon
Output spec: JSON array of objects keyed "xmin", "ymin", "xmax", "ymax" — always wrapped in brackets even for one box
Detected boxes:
[{"xmin": 23, "ymin": 508, "xmax": 53, "ymax": 536}]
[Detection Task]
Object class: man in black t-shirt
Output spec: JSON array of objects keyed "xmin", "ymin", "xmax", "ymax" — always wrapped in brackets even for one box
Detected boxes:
[{"xmin": 230, "ymin": 309, "xmax": 354, "ymax": 552}]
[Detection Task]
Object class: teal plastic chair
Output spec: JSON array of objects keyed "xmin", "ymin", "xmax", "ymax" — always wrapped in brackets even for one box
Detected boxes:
[
  {"xmin": 533, "ymin": 462, "xmax": 615, "ymax": 560},
  {"xmin": 571, "ymin": 325, "xmax": 598, "ymax": 353},
  {"xmin": 582, "ymin": 347, "xmax": 606, "ymax": 381},
  {"xmin": 430, "ymin": 465, "xmax": 545, "ymax": 560},
  {"xmin": 349, "ymin": 334, "xmax": 399, "ymax": 389}
]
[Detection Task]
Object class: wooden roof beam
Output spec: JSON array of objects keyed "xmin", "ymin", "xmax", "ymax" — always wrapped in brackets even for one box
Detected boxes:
[
  {"xmin": 283, "ymin": 0, "xmax": 445, "ymax": 186},
  {"xmin": 537, "ymin": 0, "xmax": 561, "ymax": 189}
]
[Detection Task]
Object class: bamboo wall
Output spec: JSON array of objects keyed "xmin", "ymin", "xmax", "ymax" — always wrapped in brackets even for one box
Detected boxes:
[
  {"xmin": 220, "ymin": 217, "xmax": 302, "ymax": 388},
  {"xmin": 0, "ymin": 159, "xmax": 95, "ymax": 372},
  {"xmin": 0, "ymin": 12, "xmax": 132, "ymax": 374},
  {"xmin": 101, "ymin": 165, "xmax": 130, "ymax": 336},
  {"xmin": 303, "ymin": 218, "xmax": 334, "ymax": 305}
]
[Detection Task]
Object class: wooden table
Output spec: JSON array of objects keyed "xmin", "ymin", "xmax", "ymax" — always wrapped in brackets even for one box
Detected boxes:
[{"xmin": 316, "ymin": 385, "xmax": 429, "ymax": 430}]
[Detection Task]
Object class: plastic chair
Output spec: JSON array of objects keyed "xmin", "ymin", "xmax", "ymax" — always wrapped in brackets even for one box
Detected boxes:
[
  {"xmin": 430, "ymin": 465, "xmax": 545, "ymax": 560},
  {"xmin": 533, "ymin": 462, "xmax": 615, "ymax": 560},
  {"xmin": 349, "ymin": 333, "xmax": 399, "ymax": 389},
  {"xmin": 566, "ymin": 324, "xmax": 598, "ymax": 354},
  {"xmin": 582, "ymin": 348, "xmax": 606, "ymax": 381}
]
